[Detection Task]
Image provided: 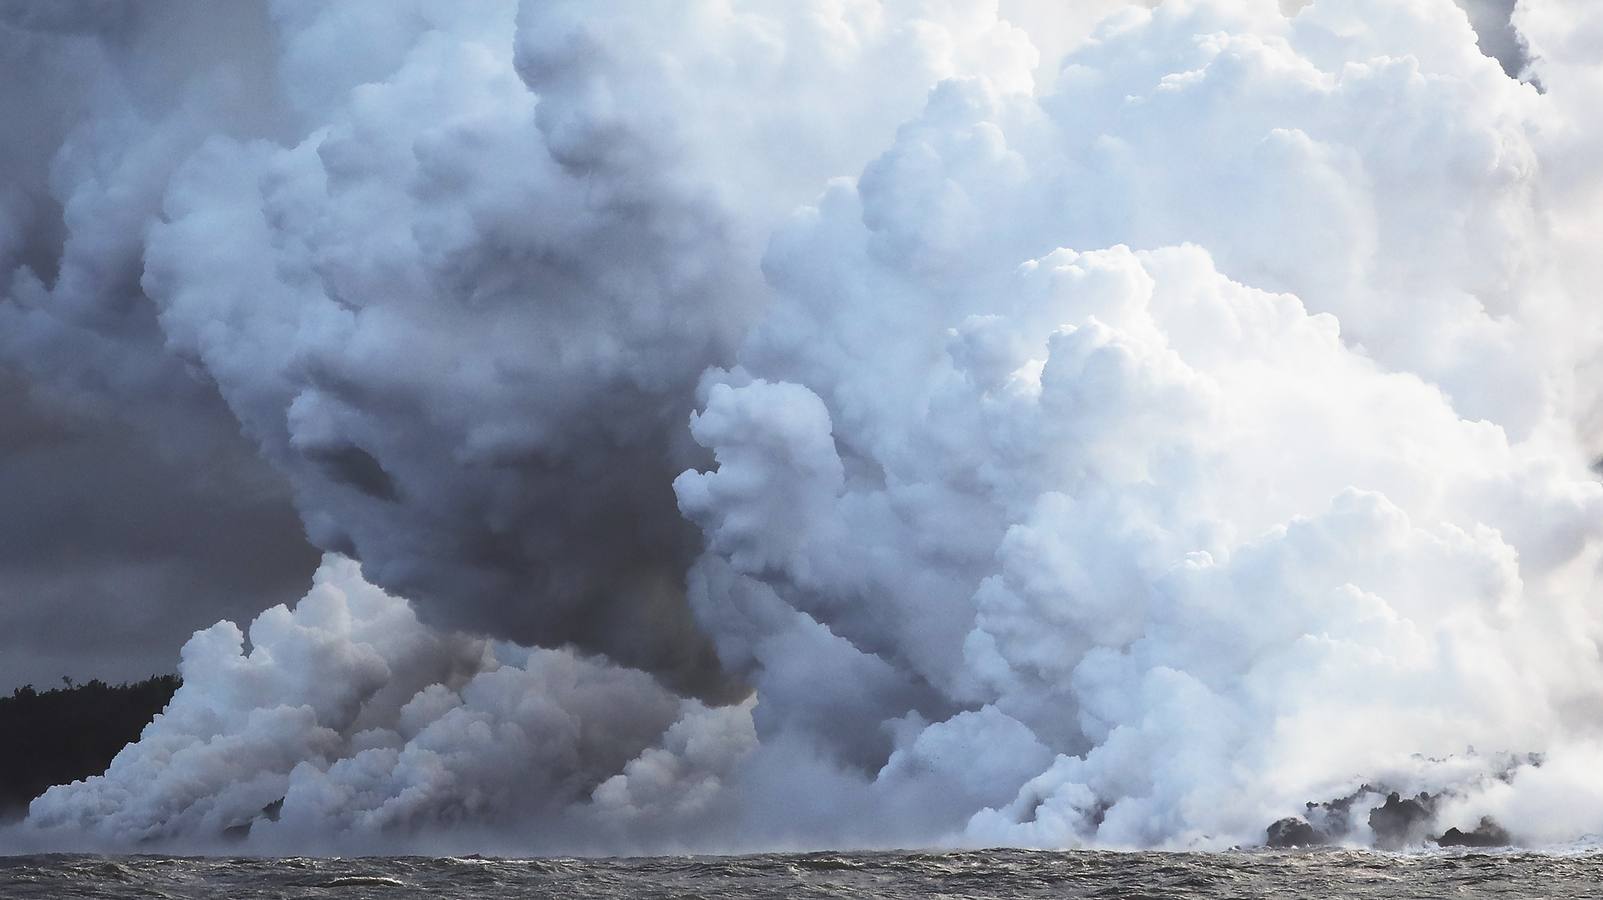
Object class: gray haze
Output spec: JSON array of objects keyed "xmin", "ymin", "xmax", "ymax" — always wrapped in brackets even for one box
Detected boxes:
[
  {"xmin": 0, "ymin": 0, "xmax": 313, "ymax": 690},
  {"xmin": 0, "ymin": 373, "xmax": 317, "ymax": 689}
]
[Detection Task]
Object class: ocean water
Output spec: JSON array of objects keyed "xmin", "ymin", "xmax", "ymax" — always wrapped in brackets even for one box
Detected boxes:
[{"xmin": 1, "ymin": 849, "xmax": 1599, "ymax": 899}]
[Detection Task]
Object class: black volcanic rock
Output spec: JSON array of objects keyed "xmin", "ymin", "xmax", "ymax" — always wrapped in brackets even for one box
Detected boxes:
[
  {"xmin": 1302, "ymin": 783, "xmax": 1381, "ymax": 841},
  {"xmin": 221, "ymin": 798, "xmax": 288, "ymax": 841},
  {"xmin": 1269, "ymin": 755, "xmax": 1544, "ymax": 851},
  {"xmin": 1267, "ymin": 817, "xmax": 1329, "ymax": 848},
  {"xmin": 1436, "ymin": 817, "xmax": 1511, "ymax": 848},
  {"xmin": 1369, "ymin": 791, "xmax": 1438, "ymax": 849}
]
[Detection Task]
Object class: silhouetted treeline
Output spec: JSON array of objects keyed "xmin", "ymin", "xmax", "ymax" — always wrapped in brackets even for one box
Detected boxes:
[{"xmin": 0, "ymin": 674, "xmax": 180, "ymax": 818}]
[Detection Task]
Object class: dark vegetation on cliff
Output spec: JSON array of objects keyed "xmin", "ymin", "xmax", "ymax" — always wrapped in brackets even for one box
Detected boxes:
[{"xmin": 0, "ymin": 675, "xmax": 179, "ymax": 818}]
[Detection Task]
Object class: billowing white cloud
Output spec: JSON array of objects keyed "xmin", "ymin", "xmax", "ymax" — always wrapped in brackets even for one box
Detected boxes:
[
  {"xmin": 127, "ymin": 0, "xmax": 1121, "ymax": 695},
  {"xmin": 21, "ymin": 557, "xmax": 751, "ymax": 853},
  {"xmin": 673, "ymin": 0, "xmax": 1603, "ymax": 849},
  {"xmin": 5, "ymin": 0, "xmax": 1603, "ymax": 854}
]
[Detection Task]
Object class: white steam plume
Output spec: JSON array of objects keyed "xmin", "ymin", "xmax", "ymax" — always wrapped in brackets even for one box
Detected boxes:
[{"xmin": 6, "ymin": 0, "xmax": 1603, "ymax": 854}]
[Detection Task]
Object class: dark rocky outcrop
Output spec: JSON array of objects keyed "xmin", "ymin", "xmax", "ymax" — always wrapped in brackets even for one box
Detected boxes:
[
  {"xmin": 1265, "ymin": 783, "xmax": 1386, "ymax": 847},
  {"xmin": 1263, "ymin": 752, "xmax": 1543, "ymax": 850},
  {"xmin": 221, "ymin": 795, "xmax": 286, "ymax": 840},
  {"xmin": 1368, "ymin": 791, "xmax": 1439, "ymax": 849},
  {"xmin": 1266, "ymin": 817, "xmax": 1329, "ymax": 848},
  {"xmin": 222, "ymin": 798, "xmax": 286, "ymax": 842},
  {"xmin": 1436, "ymin": 817, "xmax": 1512, "ymax": 848}
]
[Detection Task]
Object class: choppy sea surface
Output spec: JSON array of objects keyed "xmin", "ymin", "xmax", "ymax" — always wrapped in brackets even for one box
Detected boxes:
[{"xmin": 3, "ymin": 849, "xmax": 1601, "ymax": 899}]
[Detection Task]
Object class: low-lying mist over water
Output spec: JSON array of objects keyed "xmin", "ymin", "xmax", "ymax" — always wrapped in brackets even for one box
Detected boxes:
[{"xmin": 4, "ymin": 0, "xmax": 1603, "ymax": 858}]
